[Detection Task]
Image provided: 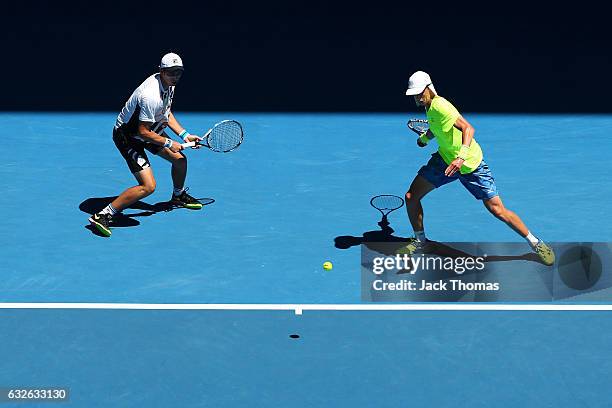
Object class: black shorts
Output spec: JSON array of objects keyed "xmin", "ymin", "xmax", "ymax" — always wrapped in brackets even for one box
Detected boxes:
[{"xmin": 113, "ymin": 127, "xmax": 164, "ymax": 173}]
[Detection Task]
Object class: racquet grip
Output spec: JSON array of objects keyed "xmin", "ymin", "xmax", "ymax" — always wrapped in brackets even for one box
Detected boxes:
[{"xmin": 181, "ymin": 142, "xmax": 197, "ymax": 148}]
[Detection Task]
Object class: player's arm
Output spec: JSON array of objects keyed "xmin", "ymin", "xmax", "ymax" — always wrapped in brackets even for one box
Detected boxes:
[
  {"xmin": 417, "ymin": 129, "xmax": 435, "ymax": 147},
  {"xmin": 167, "ymin": 111, "xmax": 202, "ymax": 145},
  {"xmin": 166, "ymin": 111, "xmax": 184, "ymax": 135},
  {"xmin": 137, "ymin": 121, "xmax": 183, "ymax": 152},
  {"xmin": 444, "ymin": 115, "xmax": 475, "ymax": 176},
  {"xmin": 453, "ymin": 115, "xmax": 475, "ymax": 148}
]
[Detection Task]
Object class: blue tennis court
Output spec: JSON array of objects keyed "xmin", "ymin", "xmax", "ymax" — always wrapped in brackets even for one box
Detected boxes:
[
  {"xmin": 1, "ymin": 308, "xmax": 612, "ymax": 407},
  {"xmin": 1, "ymin": 112, "xmax": 611, "ymax": 406},
  {"xmin": 1, "ymin": 112, "xmax": 610, "ymax": 303}
]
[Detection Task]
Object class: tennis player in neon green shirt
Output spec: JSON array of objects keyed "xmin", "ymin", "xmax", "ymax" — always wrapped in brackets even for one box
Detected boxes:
[{"xmin": 402, "ymin": 71, "xmax": 554, "ymax": 265}]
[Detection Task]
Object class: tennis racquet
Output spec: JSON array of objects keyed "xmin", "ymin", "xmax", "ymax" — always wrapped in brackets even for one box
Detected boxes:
[
  {"xmin": 407, "ymin": 119, "xmax": 429, "ymax": 135},
  {"xmin": 181, "ymin": 120, "xmax": 244, "ymax": 152}
]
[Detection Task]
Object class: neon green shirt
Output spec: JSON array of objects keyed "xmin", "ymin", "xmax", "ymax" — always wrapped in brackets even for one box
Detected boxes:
[{"xmin": 426, "ymin": 96, "xmax": 483, "ymax": 174}]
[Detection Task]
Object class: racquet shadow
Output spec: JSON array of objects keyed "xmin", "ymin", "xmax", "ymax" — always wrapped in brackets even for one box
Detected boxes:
[
  {"xmin": 335, "ymin": 194, "xmax": 410, "ymax": 254},
  {"xmin": 79, "ymin": 196, "xmax": 214, "ymax": 237}
]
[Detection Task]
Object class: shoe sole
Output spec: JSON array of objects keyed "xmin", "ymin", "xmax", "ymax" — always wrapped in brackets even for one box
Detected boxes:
[
  {"xmin": 88, "ymin": 217, "xmax": 112, "ymax": 237},
  {"xmin": 171, "ymin": 202, "xmax": 203, "ymax": 210},
  {"xmin": 396, "ymin": 245, "xmax": 418, "ymax": 255},
  {"xmin": 539, "ymin": 255, "xmax": 555, "ymax": 266},
  {"xmin": 535, "ymin": 244, "xmax": 555, "ymax": 266}
]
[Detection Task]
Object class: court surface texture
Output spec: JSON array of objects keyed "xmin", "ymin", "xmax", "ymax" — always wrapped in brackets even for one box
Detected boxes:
[{"xmin": 1, "ymin": 113, "xmax": 610, "ymax": 406}]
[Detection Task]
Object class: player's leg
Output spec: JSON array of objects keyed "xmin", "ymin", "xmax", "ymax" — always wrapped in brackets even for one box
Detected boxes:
[
  {"xmin": 111, "ymin": 167, "xmax": 157, "ymax": 210},
  {"xmin": 107, "ymin": 139, "xmax": 157, "ymax": 210},
  {"xmin": 398, "ymin": 153, "xmax": 456, "ymax": 255},
  {"xmin": 483, "ymin": 196, "xmax": 528, "ymax": 236},
  {"xmin": 157, "ymin": 146, "xmax": 187, "ymax": 191},
  {"xmin": 483, "ymin": 196, "xmax": 554, "ymax": 265},
  {"xmin": 397, "ymin": 175, "xmax": 436, "ymax": 254},
  {"xmin": 89, "ymin": 168, "xmax": 157, "ymax": 237},
  {"xmin": 405, "ymin": 175, "xmax": 435, "ymax": 238},
  {"xmin": 460, "ymin": 160, "xmax": 528, "ymax": 235},
  {"xmin": 406, "ymin": 153, "xmax": 456, "ymax": 242},
  {"xmin": 157, "ymin": 147, "xmax": 203, "ymax": 210},
  {"xmin": 89, "ymin": 130, "xmax": 157, "ymax": 236},
  {"xmin": 461, "ymin": 159, "xmax": 555, "ymax": 265}
]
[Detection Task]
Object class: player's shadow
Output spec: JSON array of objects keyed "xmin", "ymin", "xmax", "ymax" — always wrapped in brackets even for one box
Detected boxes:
[
  {"xmin": 335, "ymin": 217, "xmax": 547, "ymax": 267},
  {"xmin": 334, "ymin": 218, "xmax": 410, "ymax": 255},
  {"xmin": 394, "ymin": 242, "xmax": 546, "ymax": 275},
  {"xmin": 79, "ymin": 196, "xmax": 183, "ymax": 237}
]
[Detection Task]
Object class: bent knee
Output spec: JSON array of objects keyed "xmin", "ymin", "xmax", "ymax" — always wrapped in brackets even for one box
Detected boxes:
[
  {"xmin": 405, "ymin": 191, "xmax": 420, "ymax": 204},
  {"xmin": 486, "ymin": 203, "xmax": 507, "ymax": 220},
  {"xmin": 172, "ymin": 153, "xmax": 187, "ymax": 166},
  {"xmin": 140, "ymin": 182, "xmax": 156, "ymax": 196}
]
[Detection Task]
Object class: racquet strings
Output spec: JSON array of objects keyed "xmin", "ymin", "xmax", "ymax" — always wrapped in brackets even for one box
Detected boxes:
[
  {"xmin": 408, "ymin": 119, "xmax": 429, "ymax": 134},
  {"xmin": 208, "ymin": 121, "xmax": 243, "ymax": 152}
]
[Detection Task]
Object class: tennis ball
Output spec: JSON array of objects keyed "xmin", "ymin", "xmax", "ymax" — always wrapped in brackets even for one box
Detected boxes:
[{"xmin": 323, "ymin": 261, "xmax": 333, "ymax": 271}]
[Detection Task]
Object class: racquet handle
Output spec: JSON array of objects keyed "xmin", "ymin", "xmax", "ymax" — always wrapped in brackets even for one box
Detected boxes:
[{"xmin": 181, "ymin": 142, "xmax": 197, "ymax": 148}]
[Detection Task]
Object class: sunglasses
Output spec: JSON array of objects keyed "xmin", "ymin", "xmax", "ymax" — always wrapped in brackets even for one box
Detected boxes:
[{"xmin": 163, "ymin": 68, "xmax": 184, "ymax": 77}]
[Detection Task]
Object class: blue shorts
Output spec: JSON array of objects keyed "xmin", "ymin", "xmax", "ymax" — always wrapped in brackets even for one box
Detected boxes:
[{"xmin": 418, "ymin": 153, "xmax": 499, "ymax": 200}]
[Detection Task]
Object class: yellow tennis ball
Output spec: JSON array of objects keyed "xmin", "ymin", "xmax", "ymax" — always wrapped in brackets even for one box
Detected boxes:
[{"xmin": 323, "ymin": 261, "xmax": 333, "ymax": 271}]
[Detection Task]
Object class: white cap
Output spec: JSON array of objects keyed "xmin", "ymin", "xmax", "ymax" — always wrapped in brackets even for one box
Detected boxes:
[
  {"xmin": 160, "ymin": 53, "xmax": 183, "ymax": 69},
  {"xmin": 405, "ymin": 71, "xmax": 436, "ymax": 95}
]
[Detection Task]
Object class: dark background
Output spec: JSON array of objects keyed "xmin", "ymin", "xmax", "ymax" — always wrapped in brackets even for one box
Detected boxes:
[{"xmin": 3, "ymin": 2, "xmax": 609, "ymax": 112}]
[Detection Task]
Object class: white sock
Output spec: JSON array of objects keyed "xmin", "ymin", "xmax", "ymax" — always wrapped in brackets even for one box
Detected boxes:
[
  {"xmin": 525, "ymin": 231, "xmax": 539, "ymax": 248},
  {"xmin": 100, "ymin": 204, "xmax": 117, "ymax": 215},
  {"xmin": 414, "ymin": 230, "xmax": 426, "ymax": 242},
  {"xmin": 173, "ymin": 187, "xmax": 185, "ymax": 196}
]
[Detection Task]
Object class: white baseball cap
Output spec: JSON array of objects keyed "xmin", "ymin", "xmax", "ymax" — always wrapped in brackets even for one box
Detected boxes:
[
  {"xmin": 160, "ymin": 52, "xmax": 183, "ymax": 69},
  {"xmin": 405, "ymin": 71, "xmax": 436, "ymax": 95}
]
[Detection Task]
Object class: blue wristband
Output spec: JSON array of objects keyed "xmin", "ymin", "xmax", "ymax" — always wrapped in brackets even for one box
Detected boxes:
[{"xmin": 179, "ymin": 129, "xmax": 190, "ymax": 141}]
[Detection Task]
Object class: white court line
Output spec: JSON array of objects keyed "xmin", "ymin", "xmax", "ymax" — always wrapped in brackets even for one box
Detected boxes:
[{"xmin": 0, "ymin": 303, "xmax": 612, "ymax": 314}]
